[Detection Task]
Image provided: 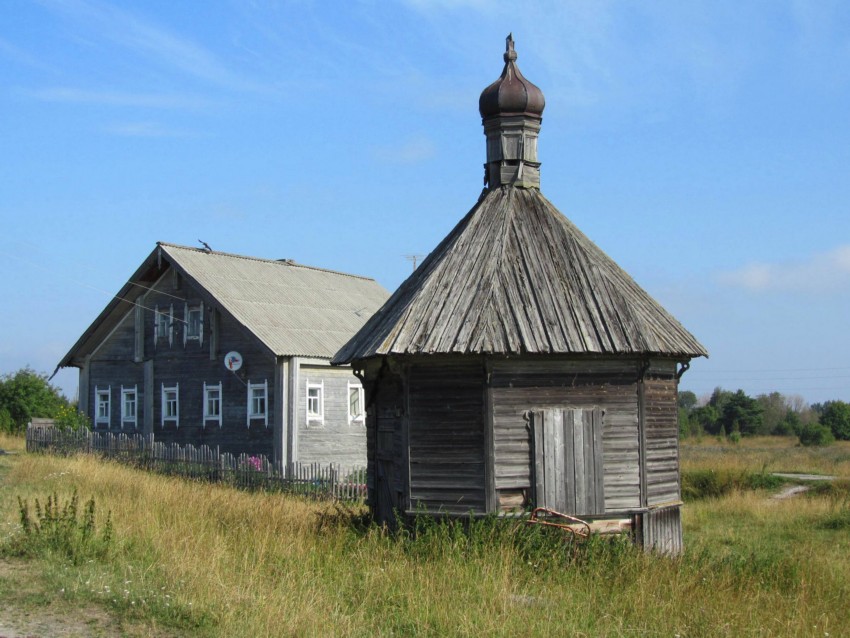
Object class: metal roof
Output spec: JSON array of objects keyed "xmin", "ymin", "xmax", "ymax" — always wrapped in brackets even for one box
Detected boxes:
[
  {"xmin": 59, "ymin": 243, "xmax": 390, "ymax": 367},
  {"xmin": 333, "ymin": 186, "xmax": 707, "ymax": 363}
]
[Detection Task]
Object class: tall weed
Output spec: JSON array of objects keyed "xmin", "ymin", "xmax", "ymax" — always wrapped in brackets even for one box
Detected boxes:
[{"xmin": 3, "ymin": 489, "xmax": 113, "ymax": 564}]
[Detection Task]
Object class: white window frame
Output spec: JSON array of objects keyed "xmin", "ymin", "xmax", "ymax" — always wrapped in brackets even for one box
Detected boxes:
[
  {"xmin": 94, "ymin": 385, "xmax": 111, "ymax": 428},
  {"xmin": 121, "ymin": 385, "xmax": 137, "ymax": 428},
  {"xmin": 203, "ymin": 381, "xmax": 222, "ymax": 427},
  {"xmin": 246, "ymin": 379, "xmax": 268, "ymax": 427},
  {"xmin": 161, "ymin": 383, "xmax": 179, "ymax": 427},
  {"xmin": 184, "ymin": 302, "xmax": 204, "ymax": 345},
  {"xmin": 153, "ymin": 305, "xmax": 173, "ymax": 347},
  {"xmin": 347, "ymin": 382, "xmax": 365, "ymax": 425},
  {"xmin": 306, "ymin": 380, "xmax": 324, "ymax": 426}
]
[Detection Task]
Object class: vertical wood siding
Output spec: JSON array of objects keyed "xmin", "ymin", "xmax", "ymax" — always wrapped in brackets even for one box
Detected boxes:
[
  {"xmin": 407, "ymin": 363, "xmax": 486, "ymax": 515},
  {"xmin": 638, "ymin": 506, "xmax": 683, "ymax": 556},
  {"xmin": 531, "ymin": 407, "xmax": 605, "ymax": 516}
]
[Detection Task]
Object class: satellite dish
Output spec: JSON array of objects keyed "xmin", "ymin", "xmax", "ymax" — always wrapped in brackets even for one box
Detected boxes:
[{"xmin": 224, "ymin": 351, "xmax": 243, "ymax": 372}]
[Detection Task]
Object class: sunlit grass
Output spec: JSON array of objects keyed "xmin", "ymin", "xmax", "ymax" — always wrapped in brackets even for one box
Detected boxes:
[
  {"xmin": 681, "ymin": 435, "xmax": 850, "ymax": 477},
  {"xmin": 0, "ymin": 440, "xmax": 847, "ymax": 636}
]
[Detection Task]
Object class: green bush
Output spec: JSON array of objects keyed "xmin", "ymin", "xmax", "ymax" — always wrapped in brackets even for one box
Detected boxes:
[
  {"xmin": 798, "ymin": 423, "xmax": 835, "ymax": 447},
  {"xmin": 2, "ymin": 489, "xmax": 113, "ymax": 564},
  {"xmin": 681, "ymin": 469, "xmax": 784, "ymax": 501},
  {"xmin": 53, "ymin": 404, "xmax": 91, "ymax": 432}
]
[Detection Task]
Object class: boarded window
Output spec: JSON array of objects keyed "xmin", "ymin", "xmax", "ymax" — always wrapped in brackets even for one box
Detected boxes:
[{"xmin": 530, "ymin": 407, "xmax": 605, "ymax": 516}]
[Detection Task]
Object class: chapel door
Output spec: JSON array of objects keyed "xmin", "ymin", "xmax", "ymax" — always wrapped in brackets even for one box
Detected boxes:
[{"xmin": 530, "ymin": 407, "xmax": 605, "ymax": 516}]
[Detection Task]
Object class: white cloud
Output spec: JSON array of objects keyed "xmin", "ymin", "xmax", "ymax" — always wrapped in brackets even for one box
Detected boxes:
[
  {"xmin": 717, "ymin": 244, "xmax": 850, "ymax": 293},
  {"xmin": 372, "ymin": 136, "xmax": 437, "ymax": 165}
]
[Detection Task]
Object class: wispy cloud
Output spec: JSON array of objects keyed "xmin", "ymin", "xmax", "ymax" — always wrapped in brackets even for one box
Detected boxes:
[
  {"xmin": 717, "ymin": 245, "xmax": 850, "ymax": 293},
  {"xmin": 36, "ymin": 0, "xmax": 260, "ymax": 92},
  {"xmin": 0, "ymin": 37, "xmax": 56, "ymax": 73},
  {"xmin": 102, "ymin": 121, "xmax": 196, "ymax": 138},
  {"xmin": 372, "ymin": 136, "xmax": 437, "ymax": 165},
  {"xmin": 23, "ymin": 87, "xmax": 211, "ymax": 109}
]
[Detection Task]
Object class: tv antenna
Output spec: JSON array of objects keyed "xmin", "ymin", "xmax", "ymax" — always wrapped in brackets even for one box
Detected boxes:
[{"xmin": 403, "ymin": 254, "xmax": 425, "ymax": 272}]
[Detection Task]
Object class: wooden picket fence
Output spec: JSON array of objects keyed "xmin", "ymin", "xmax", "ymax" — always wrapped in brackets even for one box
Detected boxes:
[{"xmin": 25, "ymin": 425, "xmax": 367, "ymax": 502}]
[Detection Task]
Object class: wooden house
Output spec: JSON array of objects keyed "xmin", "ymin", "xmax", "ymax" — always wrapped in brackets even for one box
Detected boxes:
[
  {"xmin": 57, "ymin": 242, "xmax": 389, "ymax": 465},
  {"xmin": 333, "ymin": 36, "xmax": 707, "ymax": 552}
]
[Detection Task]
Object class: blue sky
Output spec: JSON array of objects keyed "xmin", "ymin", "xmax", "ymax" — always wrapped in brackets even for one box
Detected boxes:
[{"xmin": 2, "ymin": 0, "xmax": 849, "ymax": 405}]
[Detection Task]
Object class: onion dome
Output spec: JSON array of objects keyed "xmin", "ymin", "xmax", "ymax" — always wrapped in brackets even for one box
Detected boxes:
[{"xmin": 479, "ymin": 34, "xmax": 545, "ymax": 120}]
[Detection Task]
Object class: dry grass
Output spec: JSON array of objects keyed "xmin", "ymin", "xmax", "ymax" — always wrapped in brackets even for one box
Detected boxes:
[
  {"xmin": 681, "ymin": 435, "xmax": 850, "ymax": 477},
  {"xmin": 0, "ymin": 444, "xmax": 848, "ymax": 636}
]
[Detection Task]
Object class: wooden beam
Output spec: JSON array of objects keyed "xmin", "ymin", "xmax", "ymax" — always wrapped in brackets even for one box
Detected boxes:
[
  {"xmin": 273, "ymin": 357, "xmax": 288, "ymax": 465},
  {"xmin": 287, "ymin": 357, "xmax": 300, "ymax": 464}
]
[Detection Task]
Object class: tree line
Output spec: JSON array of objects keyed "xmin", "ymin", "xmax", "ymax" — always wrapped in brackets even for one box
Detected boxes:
[{"xmin": 678, "ymin": 387, "xmax": 849, "ymax": 446}]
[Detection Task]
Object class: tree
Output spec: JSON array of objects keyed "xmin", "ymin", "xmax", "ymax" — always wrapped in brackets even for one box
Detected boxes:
[
  {"xmin": 720, "ymin": 389, "xmax": 763, "ymax": 436},
  {"xmin": 677, "ymin": 390, "xmax": 699, "ymax": 437},
  {"xmin": 0, "ymin": 368, "xmax": 68, "ymax": 434},
  {"xmin": 691, "ymin": 404, "xmax": 721, "ymax": 435},
  {"xmin": 678, "ymin": 390, "xmax": 698, "ymax": 411},
  {"xmin": 756, "ymin": 392, "xmax": 788, "ymax": 435},
  {"xmin": 820, "ymin": 401, "xmax": 850, "ymax": 441}
]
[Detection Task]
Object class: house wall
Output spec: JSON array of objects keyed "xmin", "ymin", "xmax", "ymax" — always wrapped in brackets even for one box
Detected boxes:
[
  {"xmin": 407, "ymin": 362, "xmax": 486, "ymax": 515},
  {"xmin": 361, "ymin": 355, "xmax": 683, "ymax": 522},
  {"xmin": 489, "ymin": 358, "xmax": 644, "ymax": 514},
  {"xmin": 88, "ymin": 268, "xmax": 275, "ymax": 456},
  {"xmin": 642, "ymin": 372, "xmax": 681, "ymax": 506},
  {"xmin": 296, "ymin": 363, "xmax": 367, "ymax": 466},
  {"xmin": 84, "ymin": 266, "xmax": 369, "ymax": 463}
]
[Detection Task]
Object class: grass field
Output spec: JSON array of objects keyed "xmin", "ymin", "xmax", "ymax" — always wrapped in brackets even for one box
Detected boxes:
[{"xmin": 1, "ymin": 433, "xmax": 849, "ymax": 637}]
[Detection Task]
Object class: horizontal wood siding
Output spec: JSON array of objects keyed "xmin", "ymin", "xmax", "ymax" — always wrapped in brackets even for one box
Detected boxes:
[
  {"xmin": 643, "ymin": 375, "xmax": 681, "ymax": 505},
  {"xmin": 372, "ymin": 371, "xmax": 405, "ymax": 522},
  {"xmin": 297, "ymin": 364, "xmax": 367, "ymax": 466},
  {"xmin": 408, "ymin": 363, "xmax": 486, "ymax": 514},
  {"xmin": 490, "ymin": 359, "xmax": 640, "ymax": 513},
  {"xmin": 89, "ymin": 272, "xmax": 277, "ymax": 457}
]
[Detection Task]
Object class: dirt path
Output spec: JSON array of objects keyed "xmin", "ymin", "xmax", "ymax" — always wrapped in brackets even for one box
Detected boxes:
[{"xmin": 770, "ymin": 472, "xmax": 837, "ymax": 501}]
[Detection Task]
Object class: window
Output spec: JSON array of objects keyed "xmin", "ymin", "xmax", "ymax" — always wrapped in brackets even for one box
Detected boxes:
[
  {"xmin": 161, "ymin": 383, "xmax": 179, "ymax": 427},
  {"xmin": 204, "ymin": 381, "xmax": 222, "ymax": 427},
  {"xmin": 154, "ymin": 305, "xmax": 173, "ymax": 347},
  {"xmin": 247, "ymin": 380, "xmax": 268, "ymax": 427},
  {"xmin": 94, "ymin": 386, "xmax": 110, "ymax": 428},
  {"xmin": 348, "ymin": 382, "xmax": 365, "ymax": 424},
  {"xmin": 187, "ymin": 307, "xmax": 201, "ymax": 339},
  {"xmin": 121, "ymin": 385, "xmax": 137, "ymax": 428},
  {"xmin": 306, "ymin": 381, "xmax": 324, "ymax": 425},
  {"xmin": 183, "ymin": 302, "xmax": 204, "ymax": 346}
]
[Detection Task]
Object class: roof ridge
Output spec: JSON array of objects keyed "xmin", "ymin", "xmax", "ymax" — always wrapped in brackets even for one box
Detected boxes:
[{"xmin": 156, "ymin": 241, "xmax": 377, "ymax": 282}]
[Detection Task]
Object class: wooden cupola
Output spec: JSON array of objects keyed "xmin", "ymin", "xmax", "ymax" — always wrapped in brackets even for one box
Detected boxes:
[{"xmin": 479, "ymin": 34, "xmax": 545, "ymax": 189}]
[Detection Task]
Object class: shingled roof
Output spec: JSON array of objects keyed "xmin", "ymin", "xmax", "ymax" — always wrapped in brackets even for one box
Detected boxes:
[
  {"xmin": 333, "ymin": 186, "xmax": 707, "ymax": 363},
  {"xmin": 59, "ymin": 242, "xmax": 390, "ymax": 368}
]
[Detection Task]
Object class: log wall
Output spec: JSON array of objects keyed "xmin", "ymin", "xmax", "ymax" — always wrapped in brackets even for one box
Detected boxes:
[
  {"xmin": 407, "ymin": 362, "xmax": 486, "ymax": 515},
  {"xmin": 490, "ymin": 358, "xmax": 641, "ymax": 514}
]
